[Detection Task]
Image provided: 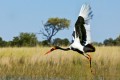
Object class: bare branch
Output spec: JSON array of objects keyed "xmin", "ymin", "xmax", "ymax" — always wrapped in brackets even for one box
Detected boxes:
[
  {"xmin": 39, "ymin": 29, "xmax": 48, "ymax": 37},
  {"xmin": 39, "ymin": 17, "xmax": 70, "ymax": 43}
]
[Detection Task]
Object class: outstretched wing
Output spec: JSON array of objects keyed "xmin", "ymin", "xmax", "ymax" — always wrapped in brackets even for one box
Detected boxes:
[
  {"xmin": 75, "ymin": 16, "xmax": 86, "ymax": 45},
  {"xmin": 72, "ymin": 3, "xmax": 93, "ymax": 46}
]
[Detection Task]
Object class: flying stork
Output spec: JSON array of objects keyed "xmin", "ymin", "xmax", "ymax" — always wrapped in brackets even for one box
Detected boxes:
[{"xmin": 45, "ymin": 3, "xmax": 95, "ymax": 72}]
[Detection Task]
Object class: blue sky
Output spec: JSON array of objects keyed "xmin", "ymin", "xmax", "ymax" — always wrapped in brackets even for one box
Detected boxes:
[{"xmin": 0, "ymin": 0, "xmax": 120, "ymax": 42}]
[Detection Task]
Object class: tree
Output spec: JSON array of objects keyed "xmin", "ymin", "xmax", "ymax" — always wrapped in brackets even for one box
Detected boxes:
[
  {"xmin": 41, "ymin": 40, "xmax": 49, "ymax": 46},
  {"xmin": 0, "ymin": 37, "xmax": 3, "ymax": 47},
  {"xmin": 40, "ymin": 17, "xmax": 70, "ymax": 44},
  {"xmin": 0, "ymin": 37, "xmax": 7, "ymax": 47},
  {"xmin": 103, "ymin": 38, "xmax": 115, "ymax": 46},
  {"xmin": 115, "ymin": 35, "xmax": 120, "ymax": 46},
  {"xmin": 0, "ymin": 37, "xmax": 2, "ymax": 46},
  {"xmin": 53, "ymin": 38, "xmax": 70, "ymax": 46},
  {"xmin": 11, "ymin": 37, "xmax": 21, "ymax": 47},
  {"xmin": 103, "ymin": 35, "xmax": 120, "ymax": 46},
  {"xmin": 62, "ymin": 38, "xmax": 70, "ymax": 46},
  {"xmin": 53, "ymin": 38, "xmax": 61, "ymax": 46},
  {"xmin": 11, "ymin": 32, "xmax": 38, "ymax": 47}
]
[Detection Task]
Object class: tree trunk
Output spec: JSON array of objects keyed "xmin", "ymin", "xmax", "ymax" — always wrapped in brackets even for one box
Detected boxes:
[{"xmin": 48, "ymin": 36, "xmax": 52, "ymax": 44}]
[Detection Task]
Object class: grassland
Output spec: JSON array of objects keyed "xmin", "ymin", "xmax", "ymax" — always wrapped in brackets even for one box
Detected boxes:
[{"xmin": 0, "ymin": 46, "xmax": 120, "ymax": 80}]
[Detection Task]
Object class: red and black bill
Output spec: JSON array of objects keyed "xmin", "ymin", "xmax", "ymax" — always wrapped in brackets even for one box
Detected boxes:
[{"xmin": 45, "ymin": 47, "xmax": 56, "ymax": 55}]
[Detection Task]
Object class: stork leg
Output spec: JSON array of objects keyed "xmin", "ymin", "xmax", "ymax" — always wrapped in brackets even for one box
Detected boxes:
[
  {"xmin": 86, "ymin": 54, "xmax": 92, "ymax": 68},
  {"xmin": 83, "ymin": 53, "xmax": 92, "ymax": 72}
]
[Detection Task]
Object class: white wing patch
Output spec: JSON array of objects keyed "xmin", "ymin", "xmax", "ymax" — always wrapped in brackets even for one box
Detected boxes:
[
  {"xmin": 69, "ymin": 37, "xmax": 84, "ymax": 52},
  {"xmin": 84, "ymin": 24, "xmax": 91, "ymax": 45}
]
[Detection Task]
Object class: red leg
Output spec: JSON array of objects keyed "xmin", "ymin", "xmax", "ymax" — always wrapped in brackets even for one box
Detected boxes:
[
  {"xmin": 86, "ymin": 54, "xmax": 92, "ymax": 68},
  {"xmin": 83, "ymin": 53, "xmax": 92, "ymax": 73}
]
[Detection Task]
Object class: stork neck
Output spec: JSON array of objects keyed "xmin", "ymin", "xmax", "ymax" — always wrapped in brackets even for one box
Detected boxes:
[{"xmin": 56, "ymin": 46, "xmax": 70, "ymax": 51}]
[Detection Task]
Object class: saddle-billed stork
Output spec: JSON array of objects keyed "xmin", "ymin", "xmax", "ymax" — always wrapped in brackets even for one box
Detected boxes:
[{"xmin": 45, "ymin": 3, "xmax": 95, "ymax": 72}]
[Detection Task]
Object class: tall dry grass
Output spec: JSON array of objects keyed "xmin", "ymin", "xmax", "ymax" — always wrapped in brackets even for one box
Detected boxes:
[{"xmin": 0, "ymin": 46, "xmax": 120, "ymax": 80}]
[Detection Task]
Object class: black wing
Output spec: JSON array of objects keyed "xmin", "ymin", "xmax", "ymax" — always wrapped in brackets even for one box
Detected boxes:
[{"xmin": 74, "ymin": 16, "xmax": 87, "ymax": 46}]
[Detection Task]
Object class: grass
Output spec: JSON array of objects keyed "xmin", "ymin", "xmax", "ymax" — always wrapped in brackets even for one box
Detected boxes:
[{"xmin": 0, "ymin": 46, "xmax": 120, "ymax": 80}]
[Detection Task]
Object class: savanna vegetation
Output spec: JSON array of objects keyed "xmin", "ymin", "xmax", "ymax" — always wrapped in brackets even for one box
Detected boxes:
[{"xmin": 0, "ymin": 47, "xmax": 120, "ymax": 80}]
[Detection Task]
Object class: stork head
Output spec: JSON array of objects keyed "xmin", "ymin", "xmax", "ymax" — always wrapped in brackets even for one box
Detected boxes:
[{"xmin": 45, "ymin": 46, "xmax": 60, "ymax": 55}]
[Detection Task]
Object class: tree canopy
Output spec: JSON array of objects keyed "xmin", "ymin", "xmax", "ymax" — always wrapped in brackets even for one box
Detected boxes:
[
  {"xmin": 11, "ymin": 32, "xmax": 38, "ymax": 47},
  {"xmin": 103, "ymin": 35, "xmax": 120, "ymax": 46},
  {"xmin": 40, "ymin": 17, "xmax": 70, "ymax": 43},
  {"xmin": 53, "ymin": 38, "xmax": 70, "ymax": 46}
]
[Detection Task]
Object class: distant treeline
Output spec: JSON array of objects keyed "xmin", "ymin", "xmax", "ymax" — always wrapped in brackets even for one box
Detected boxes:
[
  {"xmin": 93, "ymin": 35, "xmax": 120, "ymax": 46},
  {"xmin": 0, "ymin": 32, "xmax": 120, "ymax": 47},
  {"xmin": 0, "ymin": 32, "xmax": 70, "ymax": 47},
  {"xmin": 0, "ymin": 33, "xmax": 38, "ymax": 47}
]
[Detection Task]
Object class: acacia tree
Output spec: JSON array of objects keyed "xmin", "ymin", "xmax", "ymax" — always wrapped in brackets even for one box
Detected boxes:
[{"xmin": 40, "ymin": 17, "xmax": 70, "ymax": 43}]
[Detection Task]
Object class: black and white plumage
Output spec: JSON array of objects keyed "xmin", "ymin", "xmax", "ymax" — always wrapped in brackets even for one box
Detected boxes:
[
  {"xmin": 45, "ymin": 3, "xmax": 95, "ymax": 73},
  {"xmin": 70, "ymin": 3, "xmax": 94, "ymax": 53}
]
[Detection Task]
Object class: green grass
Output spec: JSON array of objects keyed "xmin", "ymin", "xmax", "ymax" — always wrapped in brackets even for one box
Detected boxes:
[{"xmin": 0, "ymin": 46, "xmax": 120, "ymax": 80}]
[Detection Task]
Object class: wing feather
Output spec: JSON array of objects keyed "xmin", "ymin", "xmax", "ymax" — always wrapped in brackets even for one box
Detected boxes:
[
  {"xmin": 75, "ymin": 16, "xmax": 86, "ymax": 46},
  {"xmin": 72, "ymin": 3, "xmax": 93, "ymax": 45}
]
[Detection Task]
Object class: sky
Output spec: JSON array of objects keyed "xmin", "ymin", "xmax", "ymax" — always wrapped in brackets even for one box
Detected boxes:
[{"xmin": 0, "ymin": 0, "xmax": 120, "ymax": 42}]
